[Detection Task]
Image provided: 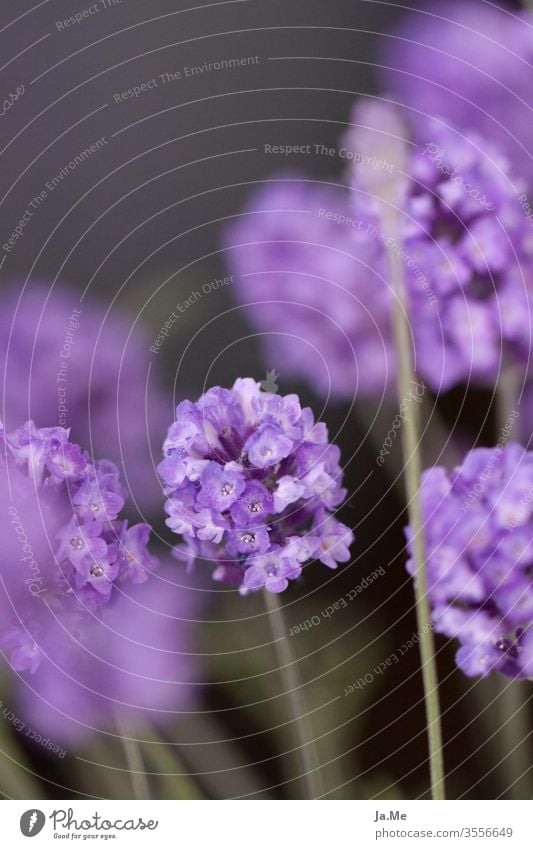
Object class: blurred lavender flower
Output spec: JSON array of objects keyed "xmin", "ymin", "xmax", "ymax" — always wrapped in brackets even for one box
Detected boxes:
[
  {"xmin": 159, "ymin": 378, "xmax": 353, "ymax": 594},
  {"xmin": 224, "ymin": 177, "xmax": 394, "ymax": 399},
  {"xmin": 380, "ymin": 1, "xmax": 533, "ymax": 182},
  {"xmin": 0, "ymin": 420, "xmax": 157, "ymax": 676},
  {"xmin": 0, "ymin": 282, "xmax": 169, "ymax": 513},
  {"xmin": 226, "ymin": 104, "xmax": 533, "ymax": 397},
  {"xmin": 408, "ymin": 443, "xmax": 533, "ymax": 679},
  {"xmin": 15, "ymin": 562, "xmax": 200, "ymax": 744},
  {"xmin": 343, "ymin": 100, "xmax": 533, "ymax": 391}
]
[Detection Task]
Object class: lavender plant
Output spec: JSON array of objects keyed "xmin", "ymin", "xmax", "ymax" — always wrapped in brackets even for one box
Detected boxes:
[{"xmin": 159, "ymin": 377, "xmax": 354, "ymax": 798}]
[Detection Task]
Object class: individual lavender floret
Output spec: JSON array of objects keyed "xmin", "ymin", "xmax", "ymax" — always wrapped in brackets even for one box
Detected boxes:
[
  {"xmin": 159, "ymin": 378, "xmax": 354, "ymax": 593},
  {"xmin": 407, "ymin": 443, "xmax": 533, "ymax": 679},
  {"xmin": 224, "ymin": 177, "xmax": 395, "ymax": 399},
  {"xmin": 342, "ymin": 100, "xmax": 533, "ymax": 391},
  {"xmin": 380, "ymin": 0, "xmax": 533, "ymax": 182},
  {"xmin": 0, "ymin": 420, "xmax": 158, "ymax": 675}
]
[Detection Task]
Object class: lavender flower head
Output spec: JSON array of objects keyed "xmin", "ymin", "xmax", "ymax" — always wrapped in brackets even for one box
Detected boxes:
[
  {"xmin": 0, "ymin": 282, "xmax": 169, "ymax": 513},
  {"xmin": 409, "ymin": 443, "xmax": 533, "ymax": 679},
  {"xmin": 224, "ymin": 177, "xmax": 395, "ymax": 399},
  {"xmin": 0, "ymin": 420, "xmax": 157, "ymax": 676},
  {"xmin": 225, "ymin": 104, "xmax": 533, "ymax": 398},
  {"xmin": 343, "ymin": 100, "xmax": 533, "ymax": 391},
  {"xmin": 158, "ymin": 378, "xmax": 353, "ymax": 594},
  {"xmin": 380, "ymin": 1, "xmax": 533, "ymax": 182}
]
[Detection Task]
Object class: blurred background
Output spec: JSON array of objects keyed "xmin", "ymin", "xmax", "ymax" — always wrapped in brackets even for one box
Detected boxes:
[{"xmin": 0, "ymin": 0, "xmax": 531, "ymax": 800}]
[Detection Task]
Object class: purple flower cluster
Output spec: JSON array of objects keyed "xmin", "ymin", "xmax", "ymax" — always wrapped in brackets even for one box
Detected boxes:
[
  {"xmin": 409, "ymin": 443, "xmax": 533, "ymax": 679},
  {"xmin": 224, "ymin": 178, "xmax": 393, "ymax": 399},
  {"xmin": 158, "ymin": 378, "xmax": 353, "ymax": 593},
  {"xmin": 381, "ymin": 0, "xmax": 533, "ymax": 182},
  {"xmin": 0, "ymin": 281, "xmax": 169, "ymax": 513},
  {"xmin": 226, "ymin": 105, "xmax": 533, "ymax": 396},
  {"xmin": 343, "ymin": 101, "xmax": 533, "ymax": 390},
  {"xmin": 0, "ymin": 420, "xmax": 157, "ymax": 675}
]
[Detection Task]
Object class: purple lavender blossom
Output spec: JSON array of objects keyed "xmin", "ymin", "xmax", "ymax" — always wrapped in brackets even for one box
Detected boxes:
[
  {"xmin": 342, "ymin": 100, "xmax": 533, "ymax": 391},
  {"xmin": 224, "ymin": 177, "xmax": 395, "ymax": 399},
  {"xmin": 14, "ymin": 562, "xmax": 200, "ymax": 744},
  {"xmin": 0, "ymin": 420, "xmax": 158, "ymax": 676},
  {"xmin": 408, "ymin": 443, "xmax": 533, "ymax": 679},
  {"xmin": 0, "ymin": 281, "xmax": 169, "ymax": 514},
  {"xmin": 226, "ymin": 104, "xmax": 533, "ymax": 397},
  {"xmin": 380, "ymin": 1, "xmax": 533, "ymax": 182},
  {"xmin": 158, "ymin": 378, "xmax": 354, "ymax": 594}
]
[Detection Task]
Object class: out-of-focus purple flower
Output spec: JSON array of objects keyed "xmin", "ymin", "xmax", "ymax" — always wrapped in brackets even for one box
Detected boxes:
[
  {"xmin": 15, "ymin": 563, "xmax": 201, "ymax": 744},
  {"xmin": 158, "ymin": 378, "xmax": 353, "ymax": 594},
  {"xmin": 0, "ymin": 420, "xmax": 158, "ymax": 675},
  {"xmin": 225, "ymin": 103, "xmax": 533, "ymax": 397},
  {"xmin": 380, "ymin": 1, "xmax": 533, "ymax": 182},
  {"xmin": 0, "ymin": 281, "xmax": 169, "ymax": 514},
  {"xmin": 407, "ymin": 444, "xmax": 533, "ymax": 679},
  {"xmin": 342, "ymin": 100, "xmax": 533, "ymax": 391},
  {"xmin": 224, "ymin": 177, "xmax": 395, "ymax": 399}
]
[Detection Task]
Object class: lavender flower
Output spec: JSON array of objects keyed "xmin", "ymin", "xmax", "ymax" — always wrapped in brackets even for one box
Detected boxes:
[
  {"xmin": 224, "ymin": 177, "xmax": 395, "ymax": 399},
  {"xmin": 380, "ymin": 1, "xmax": 533, "ymax": 182},
  {"xmin": 158, "ymin": 378, "xmax": 354, "ymax": 593},
  {"xmin": 0, "ymin": 420, "xmax": 158, "ymax": 676},
  {"xmin": 342, "ymin": 100, "xmax": 533, "ymax": 391},
  {"xmin": 408, "ymin": 443, "xmax": 533, "ymax": 679},
  {"xmin": 0, "ymin": 282, "xmax": 169, "ymax": 513},
  {"xmin": 226, "ymin": 105, "xmax": 533, "ymax": 397},
  {"xmin": 15, "ymin": 562, "xmax": 200, "ymax": 744}
]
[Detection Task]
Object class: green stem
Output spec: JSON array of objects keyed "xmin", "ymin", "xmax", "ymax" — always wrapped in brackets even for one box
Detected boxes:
[
  {"xmin": 142, "ymin": 729, "xmax": 206, "ymax": 800},
  {"xmin": 495, "ymin": 367, "xmax": 520, "ymax": 441},
  {"xmin": 264, "ymin": 590, "xmax": 323, "ymax": 799},
  {"xmin": 496, "ymin": 680, "xmax": 532, "ymax": 798},
  {"xmin": 0, "ymin": 673, "xmax": 42, "ymax": 799},
  {"xmin": 383, "ymin": 209, "xmax": 446, "ymax": 800},
  {"xmin": 115, "ymin": 715, "xmax": 151, "ymax": 800},
  {"xmin": 493, "ymin": 369, "xmax": 532, "ymax": 798}
]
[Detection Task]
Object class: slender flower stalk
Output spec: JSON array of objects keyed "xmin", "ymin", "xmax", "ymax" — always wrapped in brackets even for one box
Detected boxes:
[
  {"xmin": 383, "ymin": 207, "xmax": 446, "ymax": 799},
  {"xmin": 491, "ymin": 368, "xmax": 532, "ymax": 798},
  {"xmin": 115, "ymin": 715, "xmax": 151, "ymax": 800},
  {"xmin": 0, "ymin": 420, "xmax": 158, "ymax": 676},
  {"xmin": 264, "ymin": 591, "xmax": 323, "ymax": 800},
  {"xmin": 495, "ymin": 680, "xmax": 532, "ymax": 798},
  {"xmin": 352, "ymin": 103, "xmax": 445, "ymax": 798}
]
